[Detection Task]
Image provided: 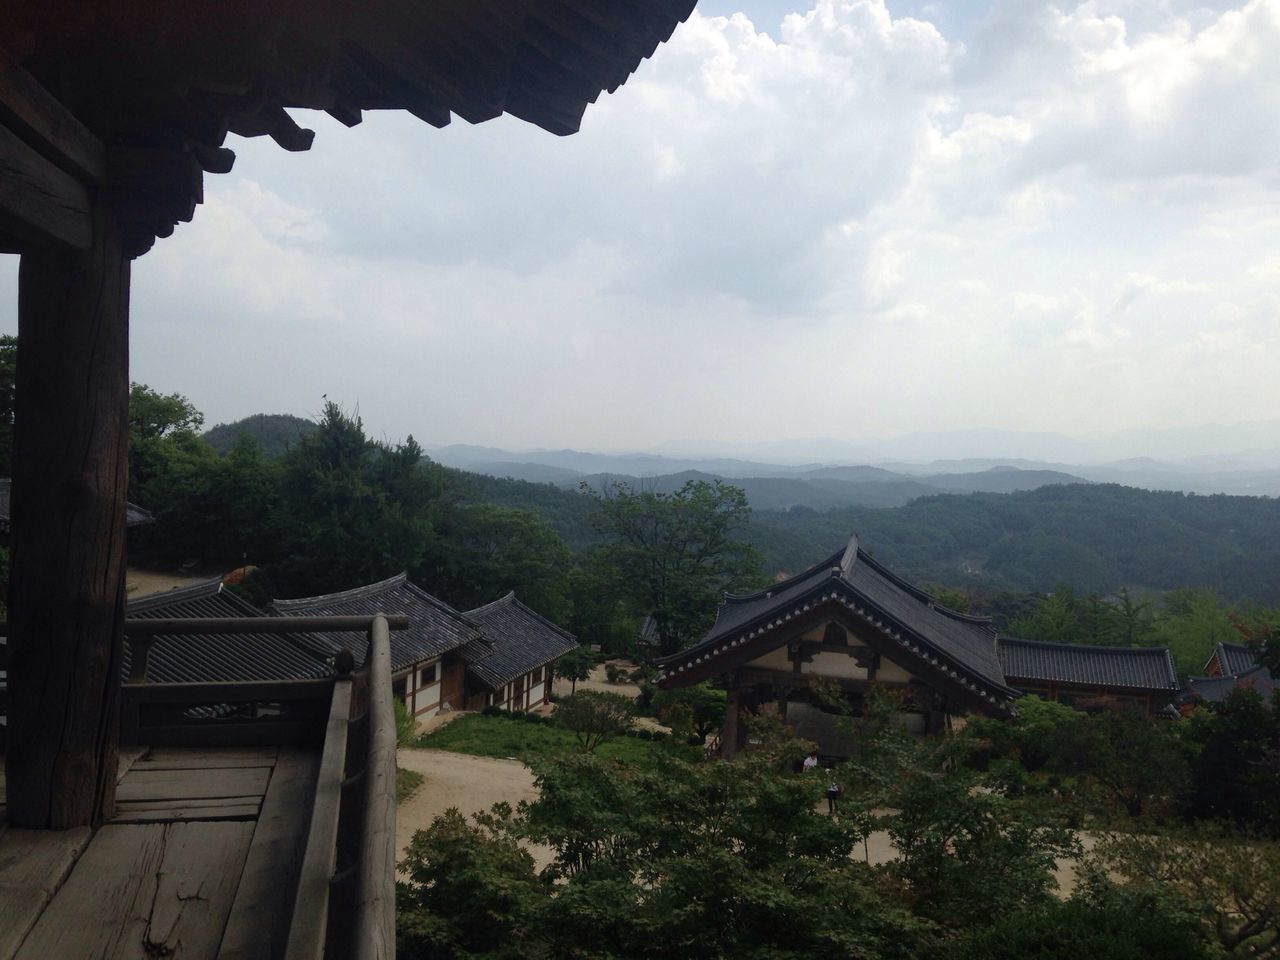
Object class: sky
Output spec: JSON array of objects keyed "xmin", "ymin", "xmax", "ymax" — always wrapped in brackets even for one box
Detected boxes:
[{"xmin": 2, "ymin": 0, "xmax": 1279, "ymax": 459}]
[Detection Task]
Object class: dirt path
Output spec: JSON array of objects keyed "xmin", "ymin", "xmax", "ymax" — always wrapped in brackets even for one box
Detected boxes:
[
  {"xmin": 552, "ymin": 660, "xmax": 641, "ymax": 700},
  {"xmin": 396, "ymin": 747, "xmax": 551, "ymax": 869},
  {"xmin": 125, "ymin": 567, "xmax": 205, "ymax": 599}
]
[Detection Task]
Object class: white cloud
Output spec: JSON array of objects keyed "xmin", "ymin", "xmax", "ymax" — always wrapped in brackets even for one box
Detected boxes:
[{"xmin": 2, "ymin": 0, "xmax": 1277, "ymax": 453}]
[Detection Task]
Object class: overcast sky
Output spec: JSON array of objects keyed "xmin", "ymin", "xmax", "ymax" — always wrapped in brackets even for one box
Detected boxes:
[{"xmin": 2, "ymin": 0, "xmax": 1278, "ymax": 458}]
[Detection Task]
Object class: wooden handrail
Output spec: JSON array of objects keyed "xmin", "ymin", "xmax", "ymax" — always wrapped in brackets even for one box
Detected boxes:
[{"xmin": 124, "ymin": 614, "xmax": 410, "ymax": 636}]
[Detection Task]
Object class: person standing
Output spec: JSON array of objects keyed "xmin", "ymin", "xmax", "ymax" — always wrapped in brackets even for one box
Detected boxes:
[
  {"xmin": 802, "ymin": 749, "xmax": 819, "ymax": 773},
  {"xmin": 826, "ymin": 775, "xmax": 841, "ymax": 815}
]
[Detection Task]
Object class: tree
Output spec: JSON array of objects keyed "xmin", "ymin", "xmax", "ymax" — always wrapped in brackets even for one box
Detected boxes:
[
  {"xmin": 0, "ymin": 334, "xmax": 16, "ymax": 476},
  {"xmin": 552, "ymin": 690, "xmax": 635, "ymax": 752},
  {"xmin": 127, "ymin": 383, "xmax": 211, "ymax": 501},
  {"xmin": 1054, "ymin": 709, "xmax": 1191, "ymax": 818},
  {"xmin": 1094, "ymin": 830, "xmax": 1280, "ymax": 959},
  {"xmin": 590, "ymin": 479, "xmax": 763, "ymax": 656},
  {"xmin": 552, "ymin": 646, "xmax": 595, "ymax": 695},
  {"xmin": 652, "ymin": 683, "xmax": 726, "ymax": 744}
]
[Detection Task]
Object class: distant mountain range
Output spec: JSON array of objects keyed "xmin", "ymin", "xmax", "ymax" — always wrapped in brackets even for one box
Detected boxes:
[{"xmin": 427, "ymin": 443, "xmax": 1280, "ymax": 505}]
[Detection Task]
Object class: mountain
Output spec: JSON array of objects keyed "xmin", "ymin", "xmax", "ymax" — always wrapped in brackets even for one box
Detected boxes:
[{"xmin": 203, "ymin": 413, "xmax": 317, "ymax": 457}]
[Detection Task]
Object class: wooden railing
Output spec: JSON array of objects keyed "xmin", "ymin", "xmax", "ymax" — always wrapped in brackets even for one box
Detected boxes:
[{"xmin": 118, "ymin": 613, "xmax": 403, "ymax": 960}]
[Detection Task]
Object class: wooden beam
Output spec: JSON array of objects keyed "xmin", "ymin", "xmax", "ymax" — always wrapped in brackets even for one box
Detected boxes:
[
  {"xmin": 6, "ymin": 195, "xmax": 129, "ymax": 829},
  {"xmin": 355, "ymin": 614, "xmax": 397, "ymax": 960},
  {"xmin": 125, "ymin": 614, "xmax": 410, "ymax": 636},
  {"xmin": 0, "ymin": 47, "xmax": 105, "ymax": 184},
  {"xmin": 0, "ymin": 122, "xmax": 93, "ymax": 250}
]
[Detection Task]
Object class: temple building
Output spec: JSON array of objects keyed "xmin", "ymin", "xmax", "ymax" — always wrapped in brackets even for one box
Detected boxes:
[
  {"xmin": 464, "ymin": 592, "xmax": 579, "ymax": 711},
  {"xmin": 656, "ymin": 534, "xmax": 1182, "ymax": 757},
  {"xmin": 997, "ymin": 638, "xmax": 1179, "ymax": 712},
  {"xmin": 656, "ymin": 535, "xmax": 1020, "ymax": 757},
  {"xmin": 273, "ymin": 573, "xmax": 492, "ymax": 720}
]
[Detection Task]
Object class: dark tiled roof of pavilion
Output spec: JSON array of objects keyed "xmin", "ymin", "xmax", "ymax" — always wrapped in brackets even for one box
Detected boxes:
[
  {"xmin": 1178, "ymin": 666, "xmax": 1277, "ymax": 706},
  {"xmin": 1208, "ymin": 642, "xmax": 1258, "ymax": 677},
  {"xmin": 464, "ymin": 592, "xmax": 579, "ymax": 690},
  {"xmin": 998, "ymin": 638, "xmax": 1179, "ymax": 693},
  {"xmin": 272, "ymin": 573, "xmax": 488, "ymax": 674},
  {"xmin": 125, "ymin": 578, "xmax": 331, "ymax": 683},
  {"xmin": 0, "ymin": 478, "xmax": 152, "ymax": 533},
  {"xmin": 656, "ymin": 535, "xmax": 1017, "ymax": 707}
]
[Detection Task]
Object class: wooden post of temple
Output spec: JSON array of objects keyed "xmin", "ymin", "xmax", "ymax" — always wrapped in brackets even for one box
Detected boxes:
[
  {"xmin": 1, "ymin": 50, "xmax": 130, "ymax": 828},
  {"xmin": 8, "ymin": 196, "xmax": 130, "ymax": 828},
  {"xmin": 721, "ymin": 681, "xmax": 741, "ymax": 760}
]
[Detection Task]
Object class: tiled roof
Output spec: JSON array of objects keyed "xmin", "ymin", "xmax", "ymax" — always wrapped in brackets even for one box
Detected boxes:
[
  {"xmin": 0, "ymin": 478, "xmax": 152, "ymax": 532},
  {"xmin": 998, "ymin": 638, "xmax": 1179, "ymax": 692},
  {"xmin": 272, "ymin": 573, "xmax": 485, "ymax": 673},
  {"xmin": 658, "ymin": 535, "xmax": 1013, "ymax": 702},
  {"xmin": 1210, "ymin": 642, "xmax": 1258, "ymax": 677},
  {"xmin": 1178, "ymin": 666, "xmax": 1277, "ymax": 705},
  {"xmin": 125, "ymin": 578, "xmax": 331, "ymax": 683},
  {"xmin": 464, "ymin": 592, "xmax": 579, "ymax": 690}
]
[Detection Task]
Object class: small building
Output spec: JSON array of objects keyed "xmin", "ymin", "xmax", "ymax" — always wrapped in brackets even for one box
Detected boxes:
[
  {"xmin": 657, "ymin": 535, "xmax": 1021, "ymax": 757},
  {"xmin": 273, "ymin": 573, "xmax": 491, "ymax": 720},
  {"xmin": 1204, "ymin": 641, "xmax": 1258, "ymax": 678},
  {"xmin": 464, "ymin": 592, "xmax": 579, "ymax": 711},
  {"xmin": 996, "ymin": 637, "xmax": 1179, "ymax": 713},
  {"xmin": 1176, "ymin": 666, "xmax": 1277, "ymax": 713},
  {"xmin": 125, "ymin": 577, "xmax": 331, "ymax": 684}
]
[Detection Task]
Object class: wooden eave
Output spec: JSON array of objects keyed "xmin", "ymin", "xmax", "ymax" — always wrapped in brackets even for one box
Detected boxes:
[{"xmin": 0, "ymin": 0, "xmax": 696, "ymax": 257}]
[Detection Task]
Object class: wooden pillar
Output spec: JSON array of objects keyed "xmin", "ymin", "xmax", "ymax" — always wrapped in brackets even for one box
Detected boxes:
[{"xmin": 7, "ymin": 196, "xmax": 130, "ymax": 828}]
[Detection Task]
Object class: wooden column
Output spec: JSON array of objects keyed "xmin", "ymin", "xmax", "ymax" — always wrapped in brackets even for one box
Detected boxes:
[{"xmin": 7, "ymin": 195, "xmax": 130, "ymax": 828}]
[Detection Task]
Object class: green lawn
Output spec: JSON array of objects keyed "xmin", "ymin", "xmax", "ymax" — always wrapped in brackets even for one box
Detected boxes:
[
  {"xmin": 416, "ymin": 713, "xmax": 700, "ymax": 764},
  {"xmin": 396, "ymin": 766, "xmax": 424, "ymax": 803}
]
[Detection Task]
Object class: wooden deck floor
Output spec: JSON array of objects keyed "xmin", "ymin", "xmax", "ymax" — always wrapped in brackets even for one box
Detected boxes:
[{"xmin": 0, "ymin": 746, "xmax": 318, "ymax": 960}]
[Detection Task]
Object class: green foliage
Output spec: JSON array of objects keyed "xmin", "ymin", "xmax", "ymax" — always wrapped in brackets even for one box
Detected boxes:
[
  {"xmin": 397, "ymin": 807, "xmax": 543, "ymax": 960},
  {"xmin": 943, "ymin": 878, "xmax": 1210, "ymax": 960},
  {"xmin": 651, "ymin": 683, "xmax": 726, "ymax": 744},
  {"xmin": 746, "ymin": 483, "xmax": 1280, "ymax": 607},
  {"xmin": 552, "ymin": 690, "xmax": 636, "ymax": 753},
  {"xmin": 414, "ymin": 711, "xmax": 688, "ymax": 765},
  {"xmin": 202, "ymin": 413, "xmax": 317, "ymax": 457},
  {"xmin": 0, "ymin": 334, "xmax": 16, "ymax": 477},
  {"xmin": 877, "ymin": 760, "xmax": 1079, "ymax": 927},
  {"xmin": 590, "ymin": 478, "xmax": 764, "ymax": 655},
  {"xmin": 1183, "ymin": 688, "xmax": 1280, "ymax": 832},
  {"xmin": 1094, "ymin": 829, "xmax": 1280, "ymax": 959},
  {"xmin": 396, "ymin": 767, "xmax": 424, "ymax": 803},
  {"xmin": 551, "ymin": 646, "xmax": 594, "ymax": 694},
  {"xmin": 395, "ymin": 698, "xmax": 418, "ymax": 748}
]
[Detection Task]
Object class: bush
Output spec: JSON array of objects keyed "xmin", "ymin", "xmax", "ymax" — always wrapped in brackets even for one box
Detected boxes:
[
  {"xmin": 605, "ymin": 663, "xmax": 624, "ymax": 684},
  {"xmin": 553, "ymin": 690, "xmax": 636, "ymax": 753},
  {"xmin": 394, "ymin": 698, "xmax": 418, "ymax": 747}
]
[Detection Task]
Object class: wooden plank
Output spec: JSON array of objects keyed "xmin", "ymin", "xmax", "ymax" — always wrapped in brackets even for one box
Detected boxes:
[
  {"xmin": 127, "ymin": 720, "xmax": 323, "ymax": 748},
  {"xmin": 14, "ymin": 821, "xmax": 253, "ymax": 959},
  {"xmin": 117, "ymin": 767, "xmax": 271, "ymax": 803},
  {"xmin": 0, "ymin": 827, "xmax": 91, "ymax": 960},
  {"xmin": 112, "ymin": 803, "xmax": 260, "ymax": 824},
  {"xmin": 0, "ymin": 122, "xmax": 92, "ymax": 250},
  {"xmin": 134, "ymin": 747, "xmax": 278, "ymax": 770},
  {"xmin": 284, "ymin": 680, "xmax": 352, "ymax": 960},
  {"xmin": 117, "ymin": 795, "xmax": 264, "ymax": 813},
  {"xmin": 219, "ymin": 750, "xmax": 321, "ymax": 960},
  {"xmin": 0, "ymin": 48, "xmax": 105, "ymax": 184},
  {"xmin": 122, "ymin": 677, "xmax": 335, "ymax": 703},
  {"xmin": 7, "ymin": 196, "xmax": 128, "ymax": 829}
]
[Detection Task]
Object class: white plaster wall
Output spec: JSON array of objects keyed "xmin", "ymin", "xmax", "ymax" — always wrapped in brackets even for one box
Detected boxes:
[
  {"xmin": 801, "ymin": 650, "xmax": 869, "ymax": 680},
  {"xmin": 876, "ymin": 658, "xmax": 914, "ymax": 683},
  {"xmin": 749, "ymin": 646, "xmax": 793, "ymax": 671}
]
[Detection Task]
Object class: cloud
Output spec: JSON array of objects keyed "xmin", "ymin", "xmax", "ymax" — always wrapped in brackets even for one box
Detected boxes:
[{"xmin": 2, "ymin": 0, "xmax": 1278, "ymax": 454}]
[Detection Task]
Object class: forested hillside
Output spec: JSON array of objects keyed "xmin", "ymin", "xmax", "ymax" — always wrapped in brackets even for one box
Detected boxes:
[
  {"xmin": 203, "ymin": 413, "xmax": 317, "ymax": 457},
  {"xmin": 745, "ymin": 485, "xmax": 1280, "ymax": 604}
]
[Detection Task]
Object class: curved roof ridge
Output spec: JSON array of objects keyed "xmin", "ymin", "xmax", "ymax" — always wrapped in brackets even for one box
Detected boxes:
[
  {"xmin": 272, "ymin": 571, "xmax": 410, "ymax": 611},
  {"xmin": 468, "ymin": 591, "xmax": 577, "ymax": 643},
  {"xmin": 721, "ymin": 548, "xmax": 844, "ymax": 603},
  {"xmin": 854, "ymin": 548, "xmax": 994, "ymax": 627},
  {"xmin": 1000, "ymin": 636, "xmax": 1170, "ymax": 655},
  {"xmin": 465, "ymin": 589, "xmax": 518, "ymax": 619},
  {"xmin": 401, "ymin": 579, "xmax": 481, "ymax": 628},
  {"xmin": 128, "ymin": 575, "xmax": 226, "ymax": 612}
]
